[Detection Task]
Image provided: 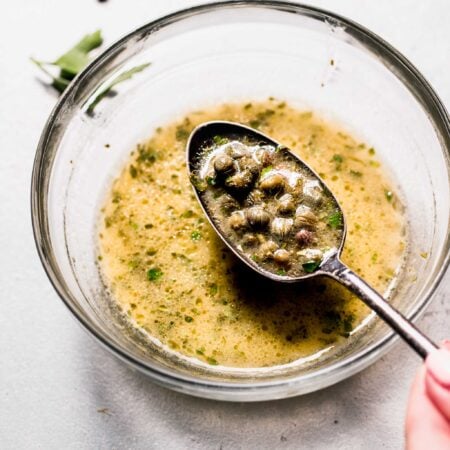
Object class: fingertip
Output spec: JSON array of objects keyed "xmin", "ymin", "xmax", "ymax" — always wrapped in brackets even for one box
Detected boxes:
[
  {"xmin": 425, "ymin": 370, "xmax": 450, "ymax": 421},
  {"xmin": 426, "ymin": 347, "xmax": 450, "ymax": 388}
]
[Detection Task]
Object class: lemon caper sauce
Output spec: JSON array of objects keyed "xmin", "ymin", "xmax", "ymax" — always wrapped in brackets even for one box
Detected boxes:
[
  {"xmin": 98, "ymin": 100, "xmax": 406, "ymax": 368},
  {"xmin": 192, "ymin": 135, "xmax": 344, "ymax": 278}
]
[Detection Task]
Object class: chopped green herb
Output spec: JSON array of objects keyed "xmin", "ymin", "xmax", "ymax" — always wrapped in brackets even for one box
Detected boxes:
[
  {"xmin": 302, "ymin": 260, "xmax": 321, "ymax": 273},
  {"xmin": 184, "ymin": 315, "xmax": 193, "ymax": 323},
  {"xmin": 136, "ymin": 146, "xmax": 158, "ymax": 165},
  {"xmin": 328, "ymin": 211, "xmax": 343, "ymax": 229},
  {"xmin": 206, "ymin": 176, "xmax": 217, "ymax": 186},
  {"xmin": 349, "ymin": 170, "xmax": 363, "ymax": 177},
  {"xmin": 206, "ymin": 357, "xmax": 218, "ymax": 365},
  {"xmin": 144, "ymin": 223, "xmax": 154, "ymax": 229},
  {"xmin": 260, "ymin": 165, "xmax": 273, "ymax": 179},
  {"xmin": 385, "ymin": 190, "xmax": 393, "ymax": 202},
  {"xmin": 322, "ymin": 311, "xmax": 341, "ymax": 333},
  {"xmin": 175, "ymin": 126, "xmax": 189, "ymax": 141},
  {"xmin": 332, "ymin": 154, "xmax": 343, "ymax": 163},
  {"xmin": 276, "ymin": 268, "xmax": 287, "ymax": 276},
  {"xmin": 147, "ymin": 267, "xmax": 163, "ymax": 281},
  {"xmin": 181, "ymin": 210, "xmax": 194, "ymax": 219},
  {"xmin": 196, "ymin": 348, "xmax": 205, "ymax": 355},
  {"xmin": 244, "ymin": 103, "xmax": 252, "ymax": 110},
  {"xmin": 129, "ymin": 165, "xmax": 138, "ymax": 178},
  {"xmin": 209, "ymin": 283, "xmax": 218, "ymax": 295},
  {"xmin": 213, "ymin": 135, "xmax": 229, "ymax": 145},
  {"xmin": 87, "ymin": 63, "xmax": 150, "ymax": 113},
  {"xmin": 371, "ymin": 252, "xmax": 378, "ymax": 263},
  {"xmin": 189, "ymin": 174, "xmax": 207, "ymax": 192},
  {"xmin": 191, "ymin": 230, "xmax": 202, "ymax": 241},
  {"xmin": 249, "ymin": 119, "xmax": 261, "ymax": 129},
  {"xmin": 128, "ymin": 259, "xmax": 140, "ymax": 269},
  {"xmin": 368, "ymin": 147, "xmax": 376, "ymax": 155}
]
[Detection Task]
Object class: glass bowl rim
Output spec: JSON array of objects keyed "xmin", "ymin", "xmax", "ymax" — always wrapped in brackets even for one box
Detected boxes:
[{"xmin": 31, "ymin": 0, "xmax": 450, "ymax": 399}]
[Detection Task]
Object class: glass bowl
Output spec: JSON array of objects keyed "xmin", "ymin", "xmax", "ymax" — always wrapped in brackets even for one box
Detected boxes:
[{"xmin": 31, "ymin": 1, "xmax": 450, "ymax": 401}]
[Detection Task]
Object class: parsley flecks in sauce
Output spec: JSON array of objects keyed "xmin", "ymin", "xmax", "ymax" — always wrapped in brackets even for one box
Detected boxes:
[{"xmin": 98, "ymin": 100, "xmax": 406, "ymax": 368}]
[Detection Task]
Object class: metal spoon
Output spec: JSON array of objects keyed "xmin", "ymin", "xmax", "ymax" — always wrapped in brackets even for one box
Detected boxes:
[{"xmin": 187, "ymin": 120, "xmax": 437, "ymax": 359}]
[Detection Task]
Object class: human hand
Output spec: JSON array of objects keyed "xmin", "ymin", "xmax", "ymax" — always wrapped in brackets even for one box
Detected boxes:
[{"xmin": 405, "ymin": 341, "xmax": 450, "ymax": 450}]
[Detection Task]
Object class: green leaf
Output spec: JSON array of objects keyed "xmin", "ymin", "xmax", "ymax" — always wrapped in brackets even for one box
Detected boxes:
[
  {"xmin": 87, "ymin": 63, "xmax": 150, "ymax": 113},
  {"xmin": 30, "ymin": 58, "xmax": 70, "ymax": 93},
  {"xmin": 31, "ymin": 30, "xmax": 103, "ymax": 93},
  {"xmin": 147, "ymin": 267, "xmax": 163, "ymax": 281},
  {"xmin": 302, "ymin": 261, "xmax": 321, "ymax": 273},
  {"xmin": 54, "ymin": 30, "xmax": 103, "ymax": 75},
  {"xmin": 191, "ymin": 230, "xmax": 202, "ymax": 241},
  {"xmin": 328, "ymin": 211, "xmax": 343, "ymax": 229}
]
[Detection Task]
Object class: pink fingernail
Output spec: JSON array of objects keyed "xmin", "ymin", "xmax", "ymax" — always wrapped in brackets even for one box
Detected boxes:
[{"xmin": 426, "ymin": 348, "xmax": 450, "ymax": 388}]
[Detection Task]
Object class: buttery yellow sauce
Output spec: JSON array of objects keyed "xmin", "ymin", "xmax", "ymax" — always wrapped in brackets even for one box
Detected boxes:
[{"xmin": 98, "ymin": 100, "xmax": 406, "ymax": 368}]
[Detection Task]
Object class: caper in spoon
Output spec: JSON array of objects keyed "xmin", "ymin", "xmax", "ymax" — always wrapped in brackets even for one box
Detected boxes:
[{"xmin": 187, "ymin": 120, "xmax": 437, "ymax": 359}]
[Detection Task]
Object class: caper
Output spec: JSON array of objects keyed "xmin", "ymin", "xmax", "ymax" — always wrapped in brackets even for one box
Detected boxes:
[
  {"xmin": 277, "ymin": 193, "xmax": 295, "ymax": 215},
  {"xmin": 244, "ymin": 189, "xmax": 265, "ymax": 207},
  {"xmin": 271, "ymin": 217, "xmax": 293, "ymax": 237},
  {"xmin": 220, "ymin": 193, "xmax": 239, "ymax": 213},
  {"xmin": 294, "ymin": 206, "xmax": 318, "ymax": 229},
  {"xmin": 303, "ymin": 179, "xmax": 323, "ymax": 205},
  {"xmin": 298, "ymin": 248, "xmax": 323, "ymax": 261},
  {"xmin": 213, "ymin": 154, "xmax": 234, "ymax": 174},
  {"xmin": 245, "ymin": 206, "xmax": 271, "ymax": 229},
  {"xmin": 242, "ymin": 233, "xmax": 258, "ymax": 247},
  {"xmin": 225, "ymin": 169, "xmax": 255, "ymax": 191},
  {"xmin": 273, "ymin": 249, "xmax": 291, "ymax": 265},
  {"xmin": 295, "ymin": 229, "xmax": 314, "ymax": 247},
  {"xmin": 228, "ymin": 211, "xmax": 247, "ymax": 230},
  {"xmin": 254, "ymin": 147, "xmax": 273, "ymax": 166},
  {"xmin": 238, "ymin": 156, "xmax": 260, "ymax": 176},
  {"xmin": 259, "ymin": 240, "xmax": 278, "ymax": 260},
  {"xmin": 225, "ymin": 141, "xmax": 249, "ymax": 159},
  {"xmin": 259, "ymin": 173, "xmax": 285, "ymax": 193}
]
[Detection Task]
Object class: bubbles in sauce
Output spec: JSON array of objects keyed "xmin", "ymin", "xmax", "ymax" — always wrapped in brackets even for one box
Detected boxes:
[{"xmin": 98, "ymin": 100, "xmax": 406, "ymax": 368}]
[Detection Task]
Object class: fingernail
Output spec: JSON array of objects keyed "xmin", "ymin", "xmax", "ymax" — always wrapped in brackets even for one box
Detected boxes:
[
  {"xmin": 441, "ymin": 339, "xmax": 450, "ymax": 351},
  {"xmin": 426, "ymin": 348, "xmax": 450, "ymax": 388}
]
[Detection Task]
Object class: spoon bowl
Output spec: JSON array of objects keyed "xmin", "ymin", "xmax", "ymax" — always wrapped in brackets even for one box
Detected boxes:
[{"xmin": 187, "ymin": 121, "xmax": 437, "ymax": 359}]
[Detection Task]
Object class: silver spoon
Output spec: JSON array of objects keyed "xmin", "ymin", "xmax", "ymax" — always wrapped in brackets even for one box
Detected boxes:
[{"xmin": 187, "ymin": 120, "xmax": 437, "ymax": 359}]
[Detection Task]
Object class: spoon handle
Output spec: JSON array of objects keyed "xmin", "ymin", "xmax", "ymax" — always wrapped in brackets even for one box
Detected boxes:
[{"xmin": 321, "ymin": 256, "xmax": 437, "ymax": 359}]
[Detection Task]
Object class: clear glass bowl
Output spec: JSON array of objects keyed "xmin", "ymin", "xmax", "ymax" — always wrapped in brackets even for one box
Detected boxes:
[{"xmin": 31, "ymin": 1, "xmax": 450, "ymax": 401}]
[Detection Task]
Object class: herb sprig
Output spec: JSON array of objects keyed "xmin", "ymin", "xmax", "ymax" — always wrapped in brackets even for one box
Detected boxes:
[
  {"xmin": 32, "ymin": 30, "xmax": 150, "ymax": 112},
  {"xmin": 32, "ymin": 30, "xmax": 103, "ymax": 93}
]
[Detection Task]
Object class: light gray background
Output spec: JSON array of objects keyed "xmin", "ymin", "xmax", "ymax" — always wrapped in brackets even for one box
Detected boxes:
[{"xmin": 1, "ymin": 1, "xmax": 449, "ymax": 449}]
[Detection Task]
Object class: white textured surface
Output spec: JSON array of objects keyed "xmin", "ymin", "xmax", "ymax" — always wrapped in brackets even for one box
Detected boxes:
[{"xmin": 1, "ymin": 1, "xmax": 449, "ymax": 449}]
